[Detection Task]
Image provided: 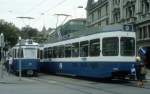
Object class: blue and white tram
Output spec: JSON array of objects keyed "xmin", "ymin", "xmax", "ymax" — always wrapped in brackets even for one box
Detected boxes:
[
  {"xmin": 42, "ymin": 28, "xmax": 136, "ymax": 79},
  {"xmin": 10, "ymin": 39, "xmax": 39, "ymax": 76}
]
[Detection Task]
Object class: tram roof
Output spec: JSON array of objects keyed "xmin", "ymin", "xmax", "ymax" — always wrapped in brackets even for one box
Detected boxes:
[
  {"xmin": 15, "ymin": 39, "xmax": 38, "ymax": 46},
  {"xmin": 47, "ymin": 24, "xmax": 134, "ymax": 43}
]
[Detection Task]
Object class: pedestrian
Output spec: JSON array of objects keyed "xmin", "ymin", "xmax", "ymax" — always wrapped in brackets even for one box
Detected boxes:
[
  {"xmin": 8, "ymin": 55, "xmax": 13, "ymax": 73},
  {"xmin": 136, "ymin": 56, "xmax": 147, "ymax": 88}
]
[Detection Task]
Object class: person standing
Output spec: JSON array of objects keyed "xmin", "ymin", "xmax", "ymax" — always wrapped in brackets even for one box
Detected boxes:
[{"xmin": 136, "ymin": 56, "xmax": 147, "ymax": 88}]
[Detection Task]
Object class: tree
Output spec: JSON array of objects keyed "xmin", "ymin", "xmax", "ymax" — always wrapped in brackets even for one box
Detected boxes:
[
  {"xmin": 20, "ymin": 25, "xmax": 39, "ymax": 39},
  {"xmin": 0, "ymin": 19, "xmax": 19, "ymax": 49}
]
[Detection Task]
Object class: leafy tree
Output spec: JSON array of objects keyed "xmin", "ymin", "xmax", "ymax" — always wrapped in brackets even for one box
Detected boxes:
[
  {"xmin": 20, "ymin": 25, "xmax": 39, "ymax": 39},
  {"xmin": 0, "ymin": 19, "xmax": 19, "ymax": 49}
]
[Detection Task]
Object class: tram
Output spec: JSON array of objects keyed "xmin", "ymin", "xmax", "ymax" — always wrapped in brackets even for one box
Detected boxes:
[
  {"xmin": 42, "ymin": 25, "xmax": 136, "ymax": 79},
  {"xmin": 8, "ymin": 39, "xmax": 39, "ymax": 76}
]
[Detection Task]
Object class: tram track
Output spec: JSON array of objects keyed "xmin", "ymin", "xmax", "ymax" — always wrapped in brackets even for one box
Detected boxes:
[{"xmin": 26, "ymin": 75, "xmax": 129, "ymax": 94}]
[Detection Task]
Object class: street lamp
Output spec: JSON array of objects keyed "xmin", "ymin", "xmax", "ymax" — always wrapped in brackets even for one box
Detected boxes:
[
  {"xmin": 18, "ymin": 36, "xmax": 22, "ymax": 81},
  {"xmin": 77, "ymin": 5, "xmax": 85, "ymax": 18},
  {"xmin": 41, "ymin": 13, "xmax": 45, "ymax": 27}
]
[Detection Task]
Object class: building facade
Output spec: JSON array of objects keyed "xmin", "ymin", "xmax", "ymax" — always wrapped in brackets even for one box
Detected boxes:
[{"xmin": 86, "ymin": 0, "xmax": 150, "ymax": 48}]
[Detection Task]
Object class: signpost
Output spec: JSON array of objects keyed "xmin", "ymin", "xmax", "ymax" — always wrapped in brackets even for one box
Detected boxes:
[
  {"xmin": 18, "ymin": 36, "xmax": 22, "ymax": 81},
  {"xmin": 0, "ymin": 33, "xmax": 4, "ymax": 79}
]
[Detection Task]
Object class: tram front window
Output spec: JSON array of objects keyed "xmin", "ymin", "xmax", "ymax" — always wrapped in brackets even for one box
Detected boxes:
[
  {"xmin": 102, "ymin": 37, "xmax": 119, "ymax": 56},
  {"xmin": 121, "ymin": 37, "xmax": 135, "ymax": 56},
  {"xmin": 24, "ymin": 48, "xmax": 37, "ymax": 59}
]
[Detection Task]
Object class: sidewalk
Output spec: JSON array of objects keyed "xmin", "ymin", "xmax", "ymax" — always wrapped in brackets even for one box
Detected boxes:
[
  {"xmin": 0, "ymin": 71, "xmax": 35, "ymax": 84},
  {"xmin": 0, "ymin": 71, "xmax": 21, "ymax": 84}
]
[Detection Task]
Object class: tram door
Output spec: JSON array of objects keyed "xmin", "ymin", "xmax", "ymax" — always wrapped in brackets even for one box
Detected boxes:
[{"xmin": 145, "ymin": 47, "xmax": 150, "ymax": 69}]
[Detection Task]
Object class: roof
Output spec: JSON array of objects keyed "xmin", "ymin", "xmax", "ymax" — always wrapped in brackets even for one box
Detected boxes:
[{"xmin": 47, "ymin": 24, "xmax": 134, "ymax": 43}]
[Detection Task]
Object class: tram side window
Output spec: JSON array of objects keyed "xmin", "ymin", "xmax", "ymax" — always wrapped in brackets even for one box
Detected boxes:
[
  {"xmin": 53, "ymin": 46, "xmax": 59, "ymax": 58},
  {"xmin": 44, "ymin": 48, "xmax": 48, "ymax": 59},
  {"xmin": 121, "ymin": 37, "xmax": 135, "ymax": 56},
  {"xmin": 72, "ymin": 42, "xmax": 79, "ymax": 57},
  {"xmin": 38, "ymin": 49, "xmax": 43, "ymax": 59},
  {"xmin": 17, "ymin": 48, "xmax": 23, "ymax": 58},
  {"xmin": 65, "ymin": 44, "xmax": 72, "ymax": 58},
  {"xmin": 102, "ymin": 37, "xmax": 119, "ymax": 56},
  {"xmin": 80, "ymin": 41, "xmax": 89, "ymax": 57},
  {"xmin": 90, "ymin": 39, "xmax": 100, "ymax": 56},
  {"xmin": 48, "ymin": 47, "xmax": 53, "ymax": 58},
  {"xmin": 41, "ymin": 50, "xmax": 44, "ymax": 59},
  {"xmin": 37, "ymin": 49, "xmax": 40, "ymax": 58},
  {"xmin": 58, "ymin": 46, "xmax": 64, "ymax": 58}
]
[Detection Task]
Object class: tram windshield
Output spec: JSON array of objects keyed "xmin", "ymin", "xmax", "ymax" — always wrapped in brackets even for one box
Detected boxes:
[
  {"xmin": 120, "ymin": 37, "xmax": 135, "ymax": 56},
  {"xmin": 23, "ymin": 48, "xmax": 37, "ymax": 59}
]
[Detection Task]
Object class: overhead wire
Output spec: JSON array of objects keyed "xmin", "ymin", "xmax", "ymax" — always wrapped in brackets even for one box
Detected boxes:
[
  {"xmin": 21, "ymin": 0, "xmax": 68, "ymax": 29},
  {"xmin": 23, "ymin": 0, "xmax": 49, "ymax": 15},
  {"xmin": 33, "ymin": 0, "xmax": 68, "ymax": 28},
  {"xmin": 43, "ymin": 0, "xmax": 68, "ymax": 15}
]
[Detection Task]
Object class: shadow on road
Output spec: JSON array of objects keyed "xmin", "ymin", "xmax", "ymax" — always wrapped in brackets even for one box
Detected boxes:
[{"xmin": 37, "ymin": 73, "xmax": 150, "ymax": 89}]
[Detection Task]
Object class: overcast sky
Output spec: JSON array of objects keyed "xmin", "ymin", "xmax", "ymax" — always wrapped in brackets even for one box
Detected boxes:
[{"xmin": 0, "ymin": 0, "xmax": 87, "ymax": 30}]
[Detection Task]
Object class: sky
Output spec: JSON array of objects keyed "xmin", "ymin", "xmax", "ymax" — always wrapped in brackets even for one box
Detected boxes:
[{"xmin": 0, "ymin": 0, "xmax": 87, "ymax": 30}]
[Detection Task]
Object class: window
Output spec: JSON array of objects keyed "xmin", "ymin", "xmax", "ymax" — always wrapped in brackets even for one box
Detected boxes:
[
  {"xmin": 98, "ymin": 8, "xmax": 101, "ymax": 18},
  {"xmin": 38, "ymin": 49, "xmax": 43, "ymax": 59},
  {"xmin": 53, "ymin": 46, "xmax": 58, "ymax": 58},
  {"xmin": 90, "ymin": 39, "xmax": 100, "ymax": 56},
  {"xmin": 44, "ymin": 48, "xmax": 48, "ymax": 59},
  {"xmin": 58, "ymin": 46, "xmax": 64, "ymax": 58},
  {"xmin": 143, "ymin": 26, "xmax": 147, "ymax": 39},
  {"xmin": 80, "ymin": 41, "xmax": 89, "ymax": 57},
  {"xmin": 37, "ymin": 49, "xmax": 40, "ymax": 58},
  {"xmin": 145, "ymin": 1, "xmax": 150, "ymax": 13},
  {"xmin": 126, "ymin": 5, "xmax": 135, "ymax": 18},
  {"xmin": 113, "ymin": 10, "xmax": 120, "ymax": 23},
  {"xmin": 106, "ymin": 4, "xmax": 108, "ymax": 15},
  {"xmin": 102, "ymin": 37, "xmax": 119, "ymax": 56},
  {"xmin": 121, "ymin": 37, "xmax": 135, "ymax": 56},
  {"xmin": 24, "ymin": 48, "xmax": 37, "ymax": 59},
  {"xmin": 139, "ymin": 28, "xmax": 143, "ymax": 39},
  {"xmin": 18, "ymin": 48, "xmax": 23, "ymax": 58},
  {"xmin": 72, "ymin": 42, "xmax": 79, "ymax": 57},
  {"xmin": 148, "ymin": 25, "xmax": 150, "ymax": 38},
  {"xmin": 143, "ymin": 1, "xmax": 150, "ymax": 14},
  {"xmin": 65, "ymin": 44, "xmax": 72, "ymax": 57},
  {"xmin": 93, "ymin": 11, "xmax": 98, "ymax": 21},
  {"xmin": 48, "ymin": 47, "xmax": 53, "ymax": 58}
]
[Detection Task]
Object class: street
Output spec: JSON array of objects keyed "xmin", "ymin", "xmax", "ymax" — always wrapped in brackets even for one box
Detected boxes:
[{"xmin": 0, "ymin": 71, "xmax": 150, "ymax": 94}]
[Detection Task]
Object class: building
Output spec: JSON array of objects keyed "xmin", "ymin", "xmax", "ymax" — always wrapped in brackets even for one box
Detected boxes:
[
  {"xmin": 86, "ymin": 0, "xmax": 150, "ymax": 47},
  {"xmin": 86, "ymin": 0, "xmax": 109, "ymax": 27}
]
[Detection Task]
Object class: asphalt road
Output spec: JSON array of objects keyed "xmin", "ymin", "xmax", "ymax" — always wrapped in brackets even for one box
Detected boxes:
[{"xmin": 0, "ymin": 73, "xmax": 150, "ymax": 94}]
